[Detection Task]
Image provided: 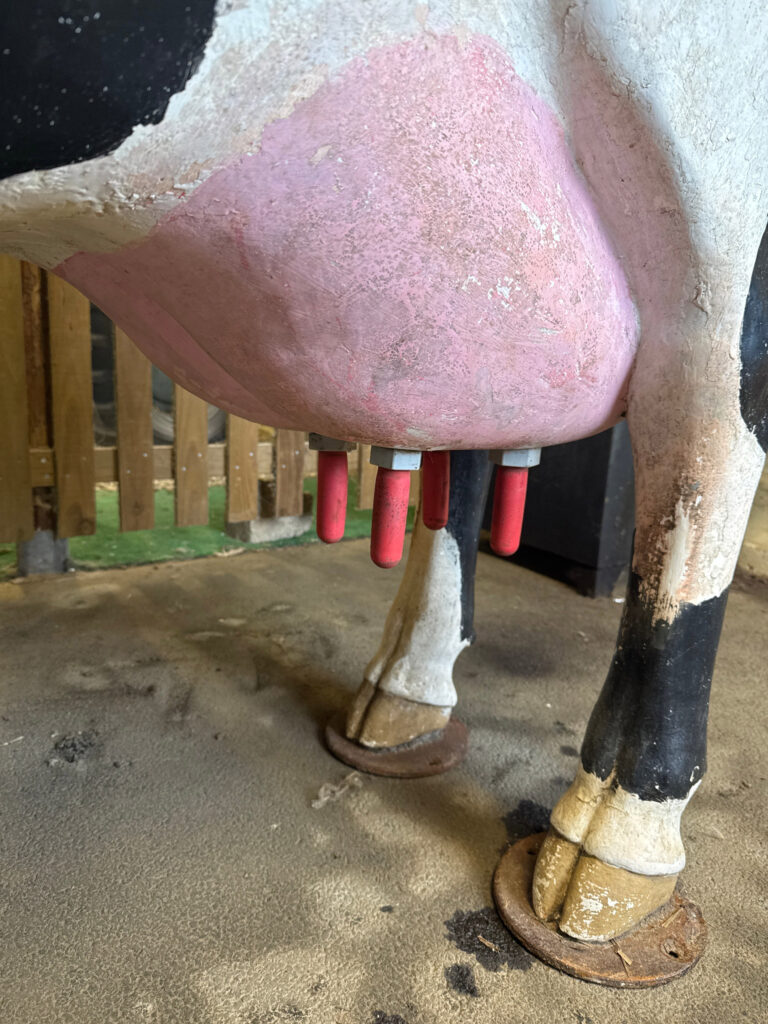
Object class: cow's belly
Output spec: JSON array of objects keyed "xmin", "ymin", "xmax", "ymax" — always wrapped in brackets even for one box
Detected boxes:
[{"xmin": 56, "ymin": 34, "xmax": 638, "ymax": 450}]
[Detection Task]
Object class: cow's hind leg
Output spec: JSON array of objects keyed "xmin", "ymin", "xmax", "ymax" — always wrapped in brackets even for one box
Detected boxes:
[
  {"xmin": 346, "ymin": 451, "xmax": 492, "ymax": 748},
  {"xmin": 533, "ymin": 433, "xmax": 763, "ymax": 939},
  {"xmin": 532, "ymin": 229, "xmax": 768, "ymax": 941}
]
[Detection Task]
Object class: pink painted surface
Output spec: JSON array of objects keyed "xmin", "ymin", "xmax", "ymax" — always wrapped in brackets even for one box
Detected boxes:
[{"xmin": 56, "ymin": 34, "xmax": 638, "ymax": 450}]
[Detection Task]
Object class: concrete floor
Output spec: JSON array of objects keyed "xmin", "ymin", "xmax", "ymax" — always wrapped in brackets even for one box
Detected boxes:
[{"xmin": 1, "ymin": 539, "xmax": 766, "ymax": 1023}]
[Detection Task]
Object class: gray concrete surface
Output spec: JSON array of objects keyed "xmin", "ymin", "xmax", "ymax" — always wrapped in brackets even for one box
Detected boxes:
[{"xmin": 0, "ymin": 539, "xmax": 765, "ymax": 1023}]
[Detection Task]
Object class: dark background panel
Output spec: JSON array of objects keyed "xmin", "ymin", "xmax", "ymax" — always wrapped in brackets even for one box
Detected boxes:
[{"xmin": 484, "ymin": 423, "xmax": 635, "ymax": 597}]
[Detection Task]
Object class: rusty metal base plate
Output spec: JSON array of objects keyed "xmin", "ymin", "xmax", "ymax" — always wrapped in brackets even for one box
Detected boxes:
[
  {"xmin": 324, "ymin": 714, "xmax": 468, "ymax": 778},
  {"xmin": 493, "ymin": 833, "xmax": 707, "ymax": 988}
]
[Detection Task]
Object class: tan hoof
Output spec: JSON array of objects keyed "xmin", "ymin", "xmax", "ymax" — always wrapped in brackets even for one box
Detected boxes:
[
  {"xmin": 560, "ymin": 856, "xmax": 677, "ymax": 942},
  {"xmin": 532, "ymin": 827, "xmax": 678, "ymax": 942},
  {"xmin": 531, "ymin": 830, "xmax": 580, "ymax": 921},
  {"xmin": 345, "ymin": 680, "xmax": 451, "ymax": 748}
]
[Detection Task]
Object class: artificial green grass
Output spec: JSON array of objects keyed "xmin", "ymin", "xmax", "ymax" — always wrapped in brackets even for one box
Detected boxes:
[{"xmin": 0, "ymin": 477, "xmax": 415, "ymax": 578}]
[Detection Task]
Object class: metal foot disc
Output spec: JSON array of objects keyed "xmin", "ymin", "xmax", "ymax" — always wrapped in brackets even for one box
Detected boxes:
[
  {"xmin": 493, "ymin": 833, "xmax": 708, "ymax": 988},
  {"xmin": 324, "ymin": 713, "xmax": 468, "ymax": 778}
]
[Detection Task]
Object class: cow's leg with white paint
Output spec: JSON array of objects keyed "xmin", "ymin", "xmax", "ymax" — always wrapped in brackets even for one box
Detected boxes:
[
  {"xmin": 531, "ymin": 230, "xmax": 768, "ymax": 943},
  {"xmin": 346, "ymin": 451, "xmax": 492, "ymax": 749}
]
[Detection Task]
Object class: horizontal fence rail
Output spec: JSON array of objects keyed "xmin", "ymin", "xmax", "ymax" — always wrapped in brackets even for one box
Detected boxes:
[{"xmin": 0, "ymin": 260, "xmax": 416, "ymax": 545}]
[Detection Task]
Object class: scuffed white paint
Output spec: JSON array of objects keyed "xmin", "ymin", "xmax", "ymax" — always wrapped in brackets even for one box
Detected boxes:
[
  {"xmin": 364, "ymin": 515, "xmax": 466, "ymax": 708},
  {"xmin": 640, "ymin": 421, "xmax": 765, "ymax": 624},
  {"xmin": 583, "ymin": 781, "xmax": 700, "ymax": 876},
  {"xmin": 651, "ymin": 495, "xmax": 693, "ymax": 625},
  {"xmin": 551, "ymin": 765, "xmax": 699, "ymax": 876},
  {"xmin": 561, "ymin": 878, "xmax": 644, "ymax": 943}
]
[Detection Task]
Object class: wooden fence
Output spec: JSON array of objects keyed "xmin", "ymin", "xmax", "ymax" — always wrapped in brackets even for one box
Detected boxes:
[{"xmin": 0, "ymin": 258, "xmax": 386, "ymax": 545}]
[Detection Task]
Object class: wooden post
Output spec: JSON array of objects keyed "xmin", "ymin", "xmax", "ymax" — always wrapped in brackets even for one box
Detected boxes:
[
  {"xmin": 173, "ymin": 384, "xmax": 209, "ymax": 526},
  {"xmin": 226, "ymin": 414, "xmax": 261, "ymax": 523},
  {"xmin": 0, "ymin": 256, "xmax": 34, "ymax": 543},
  {"xmin": 274, "ymin": 429, "xmax": 305, "ymax": 517},
  {"xmin": 45, "ymin": 275, "xmax": 97, "ymax": 538},
  {"xmin": 114, "ymin": 327, "xmax": 155, "ymax": 531}
]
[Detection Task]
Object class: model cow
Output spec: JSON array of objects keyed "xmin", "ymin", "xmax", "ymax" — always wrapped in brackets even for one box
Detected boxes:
[{"xmin": 2, "ymin": 0, "xmax": 767, "ymax": 981}]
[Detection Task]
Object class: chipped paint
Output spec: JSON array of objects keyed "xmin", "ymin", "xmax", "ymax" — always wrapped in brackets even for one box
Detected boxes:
[{"xmin": 364, "ymin": 515, "xmax": 466, "ymax": 708}]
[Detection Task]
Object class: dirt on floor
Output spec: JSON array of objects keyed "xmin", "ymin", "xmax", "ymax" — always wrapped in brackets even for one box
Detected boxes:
[{"xmin": 0, "ymin": 539, "xmax": 766, "ymax": 1023}]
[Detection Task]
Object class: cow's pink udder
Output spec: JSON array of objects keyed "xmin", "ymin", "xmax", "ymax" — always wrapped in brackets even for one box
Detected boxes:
[{"xmin": 57, "ymin": 33, "xmax": 638, "ymax": 450}]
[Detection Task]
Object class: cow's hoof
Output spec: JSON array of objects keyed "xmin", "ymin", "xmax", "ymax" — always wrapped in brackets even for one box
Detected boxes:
[
  {"xmin": 532, "ymin": 828, "xmax": 678, "ymax": 941},
  {"xmin": 345, "ymin": 680, "xmax": 451, "ymax": 748},
  {"xmin": 325, "ymin": 711, "xmax": 467, "ymax": 778},
  {"xmin": 494, "ymin": 833, "xmax": 707, "ymax": 987}
]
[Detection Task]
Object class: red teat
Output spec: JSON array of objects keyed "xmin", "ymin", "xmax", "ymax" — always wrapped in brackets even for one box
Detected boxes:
[
  {"xmin": 370, "ymin": 467, "xmax": 411, "ymax": 568},
  {"xmin": 316, "ymin": 450, "xmax": 348, "ymax": 543},
  {"xmin": 490, "ymin": 465, "xmax": 528, "ymax": 556}
]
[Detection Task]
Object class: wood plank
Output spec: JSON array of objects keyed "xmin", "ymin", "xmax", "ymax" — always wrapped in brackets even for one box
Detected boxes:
[
  {"xmin": 356, "ymin": 444, "xmax": 377, "ymax": 510},
  {"xmin": 114, "ymin": 327, "xmax": 155, "ymax": 531},
  {"xmin": 21, "ymin": 263, "xmax": 56, "ymax": 532},
  {"xmin": 30, "ymin": 439, "xmax": 319, "ymax": 489},
  {"xmin": 0, "ymin": 256, "xmax": 34, "ymax": 542},
  {"xmin": 173, "ymin": 384, "xmax": 209, "ymax": 526},
  {"xmin": 409, "ymin": 467, "xmax": 421, "ymax": 508},
  {"xmin": 21, "ymin": 262, "xmax": 50, "ymax": 448},
  {"xmin": 275, "ymin": 429, "xmax": 305, "ymax": 517},
  {"xmin": 226, "ymin": 415, "xmax": 261, "ymax": 523},
  {"xmin": 45, "ymin": 274, "xmax": 96, "ymax": 538}
]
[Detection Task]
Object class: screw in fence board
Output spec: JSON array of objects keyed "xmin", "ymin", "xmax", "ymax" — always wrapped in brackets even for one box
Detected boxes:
[
  {"xmin": 275, "ymin": 430, "xmax": 306, "ymax": 518},
  {"xmin": 114, "ymin": 327, "xmax": 155, "ymax": 531},
  {"xmin": 173, "ymin": 384, "xmax": 209, "ymax": 526},
  {"xmin": 0, "ymin": 255, "xmax": 34, "ymax": 543},
  {"xmin": 226, "ymin": 415, "xmax": 261, "ymax": 523},
  {"xmin": 47, "ymin": 275, "xmax": 96, "ymax": 538}
]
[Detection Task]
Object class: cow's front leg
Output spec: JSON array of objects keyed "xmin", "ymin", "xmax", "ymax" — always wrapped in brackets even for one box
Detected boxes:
[{"xmin": 346, "ymin": 451, "xmax": 492, "ymax": 748}]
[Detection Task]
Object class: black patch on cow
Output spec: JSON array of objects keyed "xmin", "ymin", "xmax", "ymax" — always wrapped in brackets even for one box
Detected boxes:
[
  {"xmin": 0, "ymin": 0, "xmax": 216, "ymax": 180},
  {"xmin": 502, "ymin": 799, "xmax": 551, "ymax": 842},
  {"xmin": 581, "ymin": 570, "xmax": 728, "ymax": 801},
  {"xmin": 444, "ymin": 963, "xmax": 479, "ymax": 997},
  {"xmin": 740, "ymin": 222, "xmax": 768, "ymax": 449},
  {"xmin": 444, "ymin": 907, "xmax": 533, "ymax": 972},
  {"xmin": 444, "ymin": 451, "xmax": 493, "ymax": 642}
]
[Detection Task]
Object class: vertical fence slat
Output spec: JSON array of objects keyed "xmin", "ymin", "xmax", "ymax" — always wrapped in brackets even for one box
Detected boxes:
[
  {"xmin": 226, "ymin": 415, "xmax": 261, "ymax": 523},
  {"xmin": 115, "ymin": 327, "xmax": 155, "ymax": 531},
  {"xmin": 0, "ymin": 256, "xmax": 34, "ymax": 543},
  {"xmin": 275, "ymin": 429, "xmax": 305, "ymax": 517},
  {"xmin": 21, "ymin": 262, "xmax": 56, "ymax": 530},
  {"xmin": 47, "ymin": 273, "xmax": 96, "ymax": 538},
  {"xmin": 356, "ymin": 444, "xmax": 377, "ymax": 511},
  {"xmin": 174, "ymin": 384, "xmax": 209, "ymax": 526},
  {"xmin": 21, "ymin": 262, "xmax": 50, "ymax": 449}
]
